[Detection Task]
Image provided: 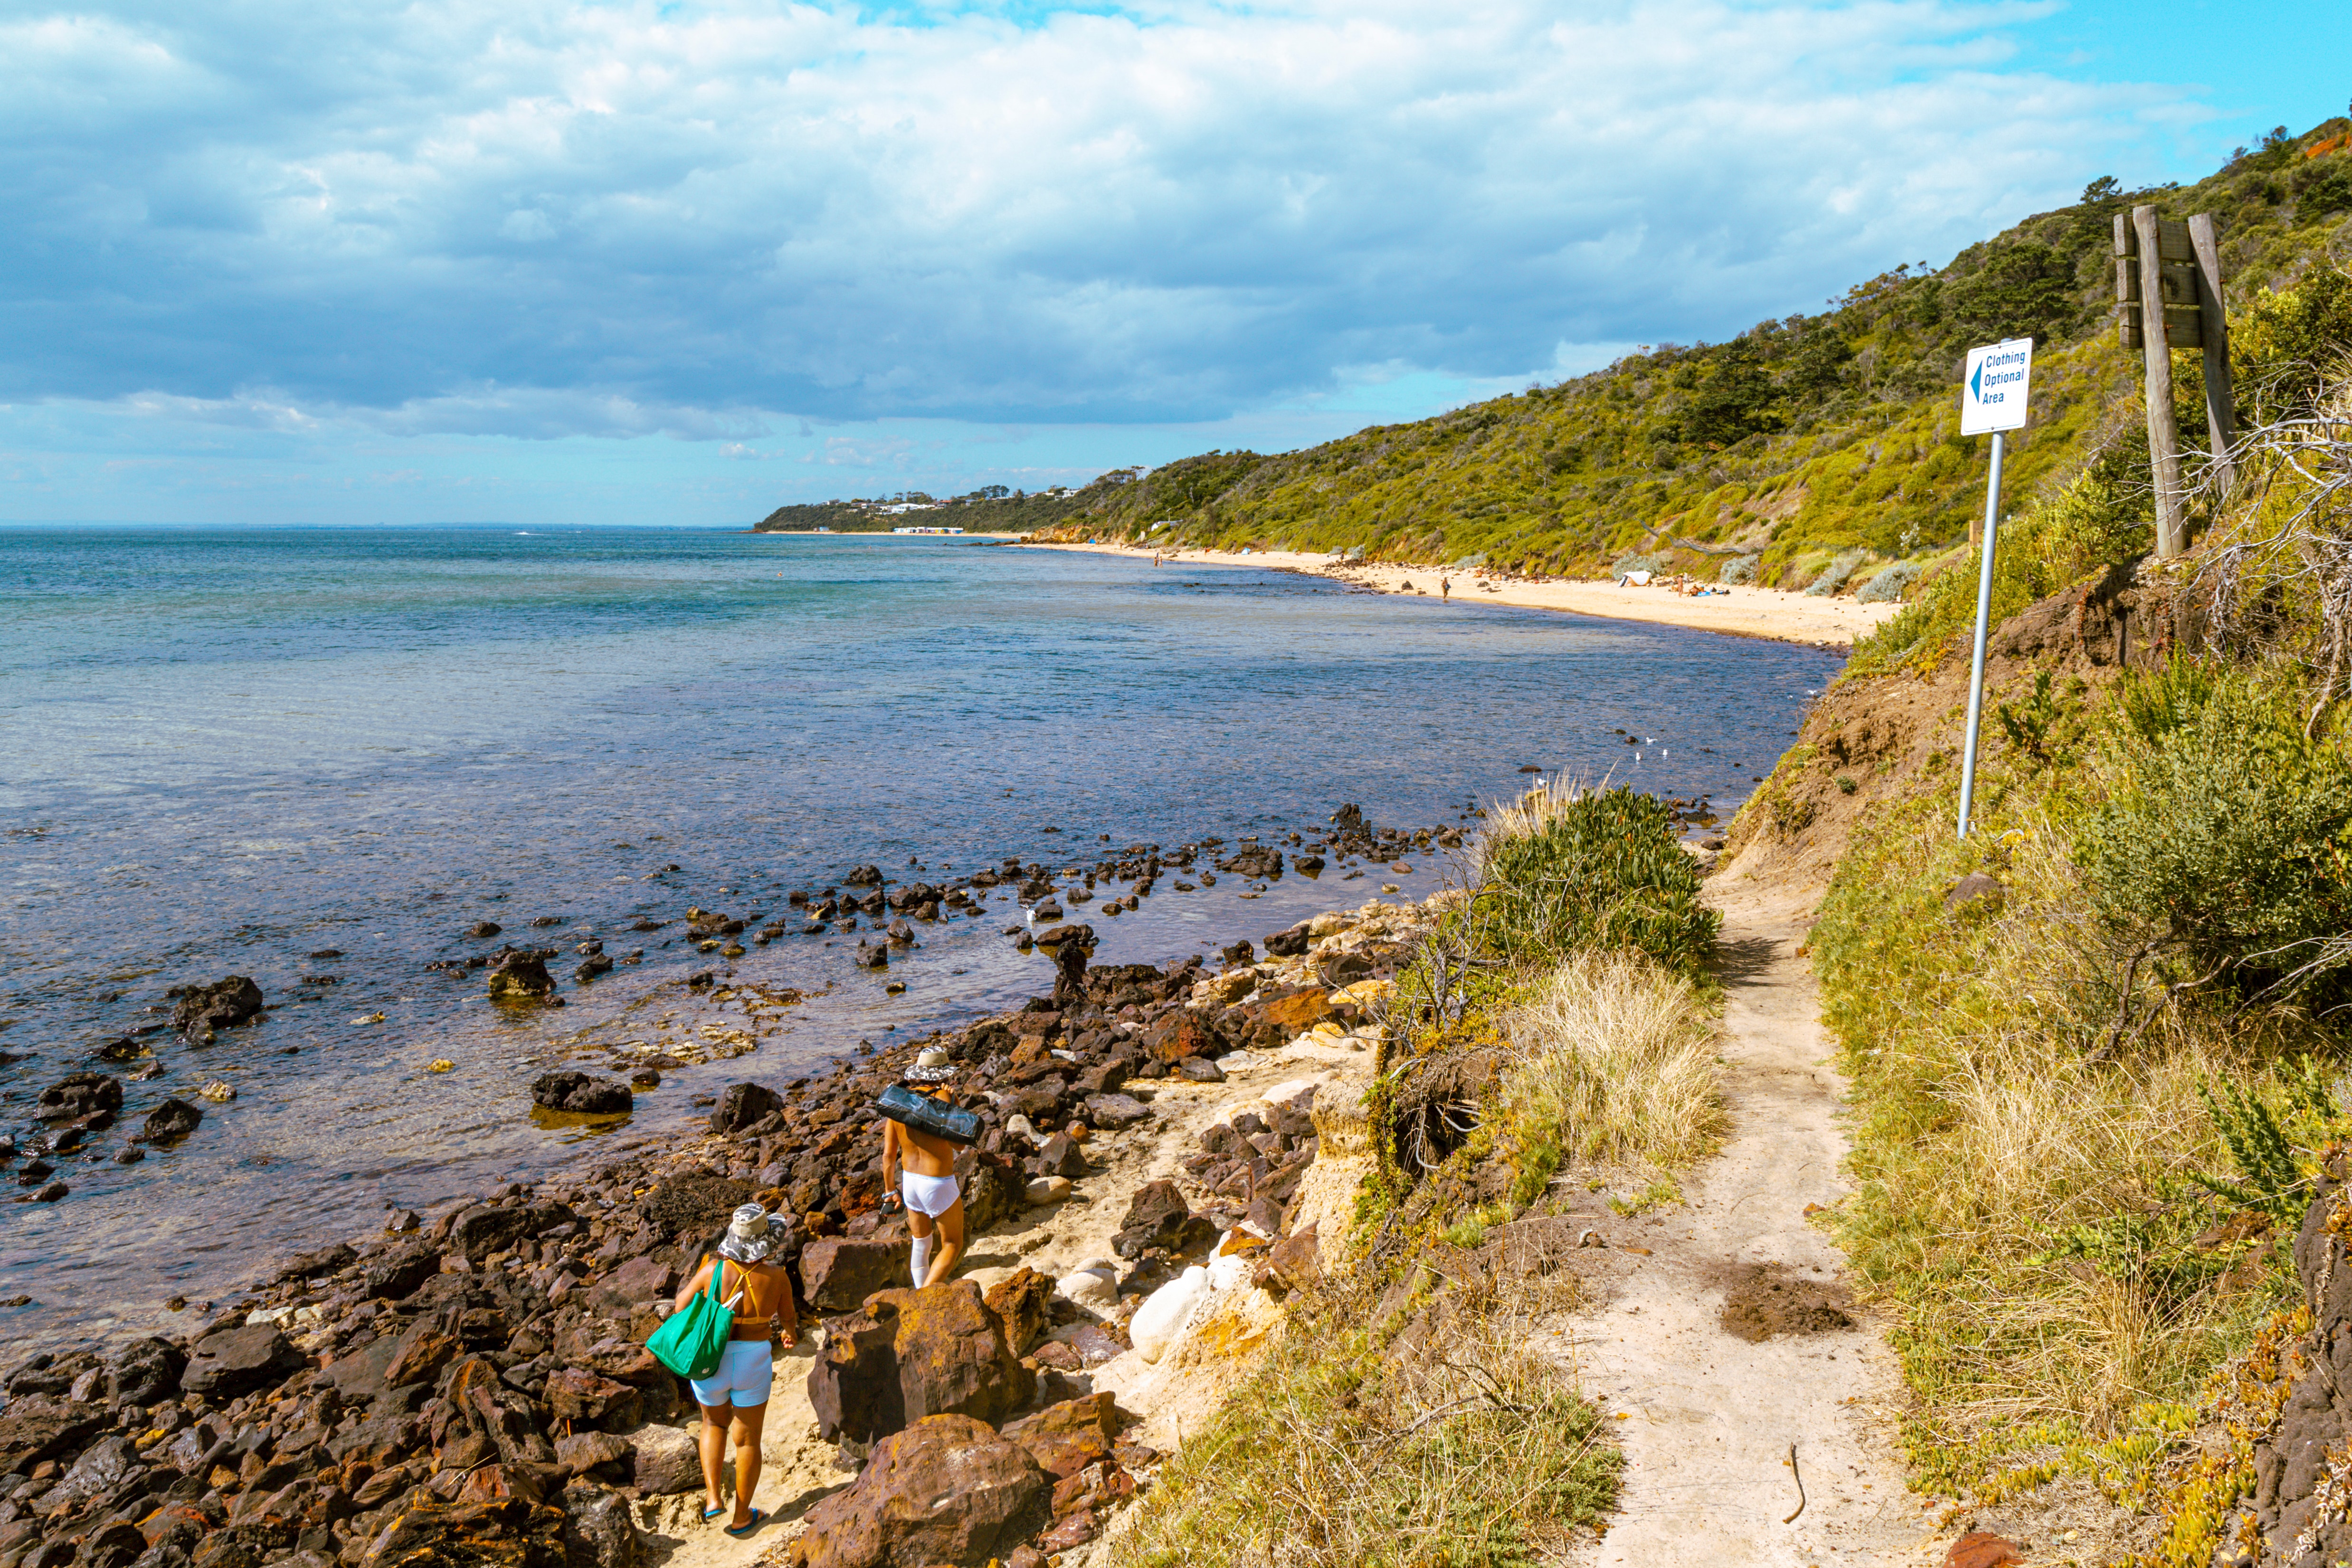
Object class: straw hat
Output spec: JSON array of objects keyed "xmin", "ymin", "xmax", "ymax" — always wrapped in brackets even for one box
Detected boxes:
[
  {"xmin": 902, "ymin": 1046, "xmax": 956, "ymax": 1085},
  {"xmin": 717, "ymin": 1203, "xmax": 777, "ymax": 1264}
]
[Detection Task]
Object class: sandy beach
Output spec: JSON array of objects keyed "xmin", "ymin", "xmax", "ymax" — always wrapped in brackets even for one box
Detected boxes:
[{"xmin": 1024, "ymin": 541, "xmax": 1901, "ymax": 650}]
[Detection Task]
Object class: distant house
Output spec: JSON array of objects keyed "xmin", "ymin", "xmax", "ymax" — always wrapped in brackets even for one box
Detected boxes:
[{"xmin": 891, "ymin": 526, "xmax": 965, "ymax": 535}]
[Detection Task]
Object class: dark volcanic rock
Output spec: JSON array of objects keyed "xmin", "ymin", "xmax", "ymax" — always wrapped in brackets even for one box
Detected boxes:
[
  {"xmin": 487, "ymin": 952, "xmax": 555, "ymax": 1004},
  {"xmin": 448, "ymin": 1201, "xmax": 575, "ymax": 1261},
  {"xmin": 1262, "ymin": 923, "xmax": 1311, "ymax": 958},
  {"xmin": 0, "ymin": 1394, "xmax": 109, "ymax": 1471},
  {"xmin": 800, "ymin": 1236, "xmax": 912, "ymax": 1312},
  {"xmin": 560, "ymin": 1486, "xmax": 642, "ymax": 1568},
  {"xmin": 105, "ymin": 1336, "xmax": 188, "ymax": 1406},
  {"xmin": 172, "ymin": 977, "xmax": 265, "ymax": 1040},
  {"xmin": 1003, "ymin": 1392, "xmax": 1123, "ymax": 1479},
  {"xmin": 36, "ymin": 1072, "xmax": 123, "ymax": 1123},
  {"xmin": 180, "ymin": 1324, "xmax": 300, "ymax": 1399},
  {"xmin": 709, "ymin": 1082, "xmax": 782, "ymax": 1136},
  {"xmin": 360, "ymin": 1244, "xmax": 439, "ymax": 1302},
  {"xmin": 788, "ymin": 1414, "xmax": 1046, "ymax": 1568},
  {"xmin": 139, "ymin": 1097, "xmax": 204, "ymax": 1144},
  {"xmin": 529, "ymin": 1072, "xmax": 632, "ymax": 1117},
  {"xmin": 357, "ymin": 1496, "xmax": 566, "ymax": 1568},
  {"xmin": 807, "ymin": 1281, "xmax": 1034, "ymax": 1445}
]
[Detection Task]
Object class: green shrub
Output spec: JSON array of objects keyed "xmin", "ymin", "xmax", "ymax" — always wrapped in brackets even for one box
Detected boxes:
[
  {"xmin": 1845, "ymin": 462, "xmax": 2151, "ymax": 679},
  {"xmin": 1612, "ymin": 551, "xmax": 1666, "ymax": 578},
  {"xmin": 2075, "ymin": 666, "xmax": 2352, "ymax": 1009},
  {"xmin": 1479, "ymin": 787, "xmax": 1718, "ymax": 976},
  {"xmin": 1720, "ymin": 553, "xmax": 1760, "ymax": 585},
  {"xmin": 2234, "ymin": 261, "xmax": 2352, "ymax": 419},
  {"xmin": 1804, "ymin": 549, "xmax": 1868, "ymax": 596},
  {"xmin": 1856, "ymin": 559, "xmax": 1922, "ymax": 602}
]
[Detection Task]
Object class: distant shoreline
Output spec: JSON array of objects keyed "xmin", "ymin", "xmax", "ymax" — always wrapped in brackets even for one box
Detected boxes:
[{"xmin": 1016, "ymin": 541, "xmax": 1898, "ymax": 650}]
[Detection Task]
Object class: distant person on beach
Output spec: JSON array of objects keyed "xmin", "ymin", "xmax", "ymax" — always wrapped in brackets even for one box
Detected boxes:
[
  {"xmin": 1440, "ymin": 576, "xmax": 1451, "ymax": 601},
  {"xmin": 882, "ymin": 1048, "xmax": 966, "ymax": 1287},
  {"xmin": 675, "ymin": 1204, "xmax": 798, "ymax": 1538}
]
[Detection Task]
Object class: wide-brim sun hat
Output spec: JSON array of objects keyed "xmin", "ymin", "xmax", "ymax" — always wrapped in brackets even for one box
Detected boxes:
[
  {"xmin": 718, "ymin": 1203, "xmax": 775, "ymax": 1264},
  {"xmin": 902, "ymin": 1046, "xmax": 956, "ymax": 1085}
]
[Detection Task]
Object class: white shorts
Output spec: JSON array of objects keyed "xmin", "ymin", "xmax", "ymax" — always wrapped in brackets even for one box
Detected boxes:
[
  {"xmin": 901, "ymin": 1171, "xmax": 960, "ymax": 1217},
  {"xmin": 689, "ymin": 1340, "xmax": 773, "ymax": 1409}
]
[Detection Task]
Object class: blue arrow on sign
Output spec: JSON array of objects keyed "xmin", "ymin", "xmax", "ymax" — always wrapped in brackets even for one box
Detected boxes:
[{"xmin": 1969, "ymin": 359, "xmax": 1983, "ymax": 402}]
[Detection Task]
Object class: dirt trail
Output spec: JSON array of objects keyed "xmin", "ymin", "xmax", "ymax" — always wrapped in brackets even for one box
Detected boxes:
[{"xmin": 1560, "ymin": 865, "xmax": 1952, "ymax": 1566}]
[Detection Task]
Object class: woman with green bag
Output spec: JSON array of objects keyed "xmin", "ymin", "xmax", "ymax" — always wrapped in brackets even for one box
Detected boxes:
[{"xmin": 666, "ymin": 1205, "xmax": 798, "ymax": 1538}]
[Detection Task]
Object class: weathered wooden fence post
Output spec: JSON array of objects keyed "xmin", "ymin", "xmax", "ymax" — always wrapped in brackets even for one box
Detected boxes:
[{"xmin": 2115, "ymin": 206, "xmax": 2235, "ymax": 557}]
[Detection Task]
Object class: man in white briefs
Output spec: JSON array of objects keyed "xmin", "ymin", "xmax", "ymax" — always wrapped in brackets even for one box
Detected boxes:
[{"xmin": 881, "ymin": 1047, "xmax": 966, "ymax": 1287}]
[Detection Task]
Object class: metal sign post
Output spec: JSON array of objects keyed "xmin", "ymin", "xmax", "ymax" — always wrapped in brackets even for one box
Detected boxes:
[{"xmin": 1955, "ymin": 337, "xmax": 2034, "ymax": 838}]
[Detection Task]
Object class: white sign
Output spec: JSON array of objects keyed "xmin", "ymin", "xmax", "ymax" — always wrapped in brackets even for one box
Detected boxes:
[{"xmin": 1959, "ymin": 337, "xmax": 2034, "ymax": 435}]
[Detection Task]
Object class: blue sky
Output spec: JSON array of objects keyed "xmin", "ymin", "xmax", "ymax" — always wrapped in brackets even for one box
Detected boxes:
[{"xmin": 1, "ymin": 0, "xmax": 2340, "ymax": 524}]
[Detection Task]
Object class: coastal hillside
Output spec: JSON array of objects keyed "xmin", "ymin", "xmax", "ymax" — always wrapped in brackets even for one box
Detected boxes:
[{"xmin": 945, "ymin": 118, "xmax": 2350, "ymax": 596}]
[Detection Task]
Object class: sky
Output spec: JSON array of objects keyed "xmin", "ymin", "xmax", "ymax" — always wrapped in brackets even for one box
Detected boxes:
[{"xmin": 1, "ymin": 0, "xmax": 2343, "ymax": 525}]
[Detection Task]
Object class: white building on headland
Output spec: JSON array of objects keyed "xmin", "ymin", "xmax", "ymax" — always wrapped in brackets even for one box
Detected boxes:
[{"xmin": 891, "ymin": 525, "xmax": 965, "ymax": 535}]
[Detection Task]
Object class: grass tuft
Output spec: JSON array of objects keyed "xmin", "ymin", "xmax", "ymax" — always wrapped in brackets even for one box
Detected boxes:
[
  {"xmin": 1491, "ymin": 948, "xmax": 1726, "ymax": 1205},
  {"xmin": 1110, "ymin": 1271, "xmax": 1619, "ymax": 1568}
]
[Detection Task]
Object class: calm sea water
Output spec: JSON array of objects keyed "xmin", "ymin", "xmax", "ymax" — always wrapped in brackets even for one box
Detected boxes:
[{"xmin": 0, "ymin": 526, "xmax": 1840, "ymax": 1341}]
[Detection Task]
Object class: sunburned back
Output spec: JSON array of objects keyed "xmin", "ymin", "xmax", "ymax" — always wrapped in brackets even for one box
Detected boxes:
[{"xmin": 890, "ymin": 1119, "xmax": 957, "ymax": 1177}]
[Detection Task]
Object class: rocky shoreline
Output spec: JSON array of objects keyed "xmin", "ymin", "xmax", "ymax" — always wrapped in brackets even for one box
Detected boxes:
[{"xmin": 0, "ymin": 823, "xmax": 1461, "ymax": 1568}]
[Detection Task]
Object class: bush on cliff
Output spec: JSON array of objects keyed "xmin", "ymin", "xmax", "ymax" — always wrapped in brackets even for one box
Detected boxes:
[{"xmin": 1475, "ymin": 783, "xmax": 1717, "ymax": 978}]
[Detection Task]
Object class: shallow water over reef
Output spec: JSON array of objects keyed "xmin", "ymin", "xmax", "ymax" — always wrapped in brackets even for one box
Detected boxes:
[{"xmin": 0, "ymin": 526, "xmax": 1840, "ymax": 1341}]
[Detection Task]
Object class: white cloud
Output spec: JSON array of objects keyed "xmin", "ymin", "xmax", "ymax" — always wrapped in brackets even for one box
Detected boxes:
[{"xmin": 0, "ymin": 0, "xmax": 2200, "ymax": 434}]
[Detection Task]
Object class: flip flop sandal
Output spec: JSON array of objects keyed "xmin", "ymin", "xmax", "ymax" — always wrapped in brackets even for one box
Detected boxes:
[
  {"xmin": 701, "ymin": 1506, "xmax": 728, "ymax": 1522},
  {"xmin": 723, "ymin": 1511, "xmax": 767, "ymax": 1539}
]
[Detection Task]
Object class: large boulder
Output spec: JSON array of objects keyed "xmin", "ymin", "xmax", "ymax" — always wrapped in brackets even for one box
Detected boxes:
[
  {"xmin": 544, "ymin": 1368, "xmax": 641, "ymax": 1433},
  {"xmin": 799, "ymin": 1237, "xmax": 911, "ymax": 1312},
  {"xmin": 982, "ymin": 1268, "xmax": 1054, "ymax": 1358},
  {"xmin": 1111, "ymin": 1179, "xmax": 1213, "ymax": 1257},
  {"xmin": 787, "ymin": 1415, "xmax": 1047, "ymax": 1568},
  {"xmin": 50, "ymin": 1435, "xmax": 136, "ymax": 1503},
  {"xmin": 36, "ymin": 1073, "xmax": 123, "ymax": 1124},
  {"xmin": 807, "ymin": 1281, "xmax": 1034, "ymax": 1445},
  {"xmin": 624, "ymin": 1425, "xmax": 700, "ymax": 1496},
  {"xmin": 529, "ymin": 1073, "xmax": 631, "ymax": 1117},
  {"xmin": 180, "ymin": 1324, "xmax": 301, "ymax": 1399},
  {"xmin": 709, "ymin": 1082, "xmax": 782, "ymax": 1136},
  {"xmin": 172, "ymin": 977, "xmax": 265, "ymax": 1041}
]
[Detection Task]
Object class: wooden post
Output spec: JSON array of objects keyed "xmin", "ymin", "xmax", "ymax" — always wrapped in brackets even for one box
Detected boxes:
[
  {"xmin": 2189, "ymin": 213, "xmax": 2237, "ymax": 494},
  {"xmin": 2132, "ymin": 206, "xmax": 2187, "ymax": 557}
]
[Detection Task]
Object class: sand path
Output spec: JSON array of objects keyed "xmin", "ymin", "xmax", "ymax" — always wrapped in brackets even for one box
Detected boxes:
[
  {"xmin": 1558, "ymin": 865, "xmax": 1951, "ymax": 1566},
  {"xmin": 1019, "ymin": 542, "xmax": 1898, "ymax": 649}
]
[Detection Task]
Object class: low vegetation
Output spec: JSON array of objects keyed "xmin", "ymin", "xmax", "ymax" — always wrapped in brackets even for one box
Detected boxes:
[
  {"xmin": 1112, "ymin": 781, "xmax": 1726, "ymax": 1565},
  {"xmin": 1770, "ymin": 361, "xmax": 2352, "ymax": 1556}
]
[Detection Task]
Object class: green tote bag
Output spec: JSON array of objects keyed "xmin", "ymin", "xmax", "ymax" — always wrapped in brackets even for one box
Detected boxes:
[{"xmin": 646, "ymin": 1259, "xmax": 738, "ymax": 1380}]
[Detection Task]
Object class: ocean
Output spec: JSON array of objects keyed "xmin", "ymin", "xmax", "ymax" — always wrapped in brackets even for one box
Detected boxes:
[{"xmin": 0, "ymin": 525, "xmax": 1840, "ymax": 1341}]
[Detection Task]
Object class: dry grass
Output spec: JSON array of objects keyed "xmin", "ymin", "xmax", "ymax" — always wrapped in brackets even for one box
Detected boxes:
[
  {"xmin": 1109, "ymin": 1266, "xmax": 1616, "ymax": 1568},
  {"xmin": 1491, "ymin": 947, "xmax": 1726, "ymax": 1197}
]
